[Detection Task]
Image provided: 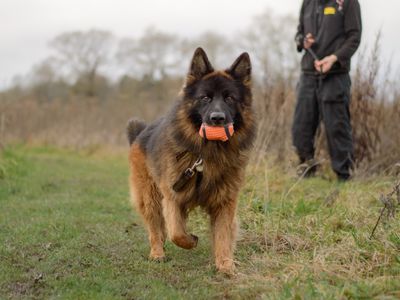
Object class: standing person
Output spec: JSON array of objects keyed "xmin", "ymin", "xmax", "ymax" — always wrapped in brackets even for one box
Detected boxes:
[{"xmin": 292, "ymin": 0, "xmax": 362, "ymax": 181}]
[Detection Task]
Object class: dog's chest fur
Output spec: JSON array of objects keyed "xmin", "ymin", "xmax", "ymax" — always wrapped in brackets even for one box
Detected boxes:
[{"xmin": 163, "ymin": 145, "xmax": 248, "ymax": 210}]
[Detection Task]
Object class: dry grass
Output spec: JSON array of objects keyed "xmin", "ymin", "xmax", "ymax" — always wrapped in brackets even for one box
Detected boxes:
[
  {"xmin": 0, "ymin": 77, "xmax": 182, "ymax": 149},
  {"xmin": 232, "ymin": 160, "xmax": 400, "ymax": 298}
]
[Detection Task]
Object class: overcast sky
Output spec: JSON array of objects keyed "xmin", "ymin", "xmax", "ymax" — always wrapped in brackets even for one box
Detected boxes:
[{"xmin": 0, "ymin": 0, "xmax": 399, "ymax": 88}]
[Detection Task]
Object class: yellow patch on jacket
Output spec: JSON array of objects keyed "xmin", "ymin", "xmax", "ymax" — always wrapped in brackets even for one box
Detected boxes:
[{"xmin": 324, "ymin": 7, "xmax": 336, "ymax": 15}]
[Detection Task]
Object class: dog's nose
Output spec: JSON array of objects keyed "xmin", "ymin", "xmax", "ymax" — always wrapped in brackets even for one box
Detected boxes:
[{"xmin": 210, "ymin": 112, "xmax": 226, "ymax": 124}]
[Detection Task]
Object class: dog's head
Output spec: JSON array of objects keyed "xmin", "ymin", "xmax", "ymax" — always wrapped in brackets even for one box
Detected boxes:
[
  {"xmin": 173, "ymin": 47, "xmax": 255, "ymax": 150},
  {"xmin": 183, "ymin": 48, "xmax": 252, "ymax": 130}
]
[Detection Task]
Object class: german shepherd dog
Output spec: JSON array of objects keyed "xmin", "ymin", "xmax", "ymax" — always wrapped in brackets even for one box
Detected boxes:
[{"xmin": 127, "ymin": 48, "xmax": 256, "ymax": 275}]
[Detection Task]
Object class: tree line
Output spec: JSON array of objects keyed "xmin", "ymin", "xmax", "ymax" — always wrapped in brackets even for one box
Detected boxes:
[{"xmin": 16, "ymin": 10, "xmax": 298, "ymax": 98}]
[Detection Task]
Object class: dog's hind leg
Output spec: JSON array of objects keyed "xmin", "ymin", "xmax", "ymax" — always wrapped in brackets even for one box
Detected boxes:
[
  {"xmin": 160, "ymin": 189, "xmax": 198, "ymax": 250},
  {"xmin": 129, "ymin": 144, "xmax": 166, "ymax": 260}
]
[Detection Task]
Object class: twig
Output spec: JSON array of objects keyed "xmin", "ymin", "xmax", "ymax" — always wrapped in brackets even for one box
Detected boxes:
[
  {"xmin": 369, "ymin": 180, "xmax": 400, "ymax": 239},
  {"xmin": 370, "ymin": 204, "xmax": 387, "ymax": 240}
]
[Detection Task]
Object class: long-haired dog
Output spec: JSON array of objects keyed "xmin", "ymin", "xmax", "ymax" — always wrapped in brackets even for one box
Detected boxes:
[{"xmin": 127, "ymin": 48, "xmax": 256, "ymax": 274}]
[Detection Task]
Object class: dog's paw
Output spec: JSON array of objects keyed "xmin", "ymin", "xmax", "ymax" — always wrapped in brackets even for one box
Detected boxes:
[
  {"xmin": 149, "ymin": 255, "xmax": 167, "ymax": 263},
  {"xmin": 216, "ymin": 259, "xmax": 236, "ymax": 277},
  {"xmin": 171, "ymin": 234, "xmax": 198, "ymax": 249},
  {"xmin": 149, "ymin": 251, "xmax": 166, "ymax": 262}
]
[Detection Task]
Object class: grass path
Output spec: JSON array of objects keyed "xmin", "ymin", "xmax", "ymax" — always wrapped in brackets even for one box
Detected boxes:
[{"xmin": 0, "ymin": 146, "xmax": 399, "ymax": 299}]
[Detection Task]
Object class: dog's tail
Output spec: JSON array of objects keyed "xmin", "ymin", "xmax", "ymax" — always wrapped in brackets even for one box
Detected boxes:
[{"xmin": 127, "ymin": 119, "xmax": 146, "ymax": 145}]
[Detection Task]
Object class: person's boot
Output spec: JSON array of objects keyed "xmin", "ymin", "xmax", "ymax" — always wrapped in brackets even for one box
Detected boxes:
[
  {"xmin": 337, "ymin": 173, "xmax": 351, "ymax": 182},
  {"xmin": 296, "ymin": 158, "xmax": 319, "ymax": 178}
]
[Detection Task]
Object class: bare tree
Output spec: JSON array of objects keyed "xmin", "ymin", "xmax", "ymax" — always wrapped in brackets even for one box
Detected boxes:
[
  {"xmin": 190, "ymin": 31, "xmax": 233, "ymax": 68},
  {"xmin": 28, "ymin": 57, "xmax": 65, "ymax": 101},
  {"xmin": 29, "ymin": 57, "xmax": 58, "ymax": 85},
  {"xmin": 49, "ymin": 29, "xmax": 114, "ymax": 96},
  {"xmin": 117, "ymin": 27, "xmax": 180, "ymax": 80},
  {"xmin": 241, "ymin": 9, "xmax": 299, "ymax": 84}
]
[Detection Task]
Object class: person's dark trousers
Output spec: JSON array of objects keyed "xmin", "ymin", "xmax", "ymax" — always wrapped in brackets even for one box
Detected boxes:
[{"xmin": 292, "ymin": 72, "xmax": 354, "ymax": 180}]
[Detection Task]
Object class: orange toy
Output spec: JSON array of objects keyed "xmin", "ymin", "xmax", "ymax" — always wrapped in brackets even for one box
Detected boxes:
[{"xmin": 199, "ymin": 123, "xmax": 234, "ymax": 142}]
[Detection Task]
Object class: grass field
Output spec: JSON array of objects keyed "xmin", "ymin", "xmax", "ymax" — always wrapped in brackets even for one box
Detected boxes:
[{"xmin": 0, "ymin": 146, "xmax": 399, "ymax": 299}]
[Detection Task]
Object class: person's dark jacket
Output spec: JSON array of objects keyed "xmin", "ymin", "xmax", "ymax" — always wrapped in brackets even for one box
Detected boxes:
[{"xmin": 295, "ymin": 0, "xmax": 362, "ymax": 74}]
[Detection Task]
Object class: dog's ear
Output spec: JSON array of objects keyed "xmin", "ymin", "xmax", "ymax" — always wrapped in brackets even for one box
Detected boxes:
[
  {"xmin": 187, "ymin": 47, "xmax": 214, "ymax": 82},
  {"xmin": 227, "ymin": 52, "xmax": 251, "ymax": 84}
]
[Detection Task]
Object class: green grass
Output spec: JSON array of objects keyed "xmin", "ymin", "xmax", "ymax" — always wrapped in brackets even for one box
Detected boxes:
[{"xmin": 1, "ymin": 146, "xmax": 399, "ymax": 299}]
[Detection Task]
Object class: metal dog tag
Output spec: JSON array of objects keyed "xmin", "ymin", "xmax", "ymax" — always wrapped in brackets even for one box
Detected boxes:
[{"xmin": 195, "ymin": 164, "xmax": 203, "ymax": 172}]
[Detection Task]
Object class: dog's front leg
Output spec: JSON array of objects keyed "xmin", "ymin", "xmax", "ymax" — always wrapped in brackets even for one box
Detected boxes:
[
  {"xmin": 211, "ymin": 200, "xmax": 238, "ymax": 275},
  {"xmin": 162, "ymin": 194, "xmax": 198, "ymax": 250}
]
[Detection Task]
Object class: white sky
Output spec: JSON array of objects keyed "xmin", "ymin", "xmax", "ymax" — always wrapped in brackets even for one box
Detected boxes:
[{"xmin": 0, "ymin": 0, "xmax": 399, "ymax": 88}]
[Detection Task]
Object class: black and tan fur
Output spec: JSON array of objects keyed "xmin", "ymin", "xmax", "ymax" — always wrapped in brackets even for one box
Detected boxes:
[{"xmin": 127, "ymin": 48, "xmax": 256, "ymax": 274}]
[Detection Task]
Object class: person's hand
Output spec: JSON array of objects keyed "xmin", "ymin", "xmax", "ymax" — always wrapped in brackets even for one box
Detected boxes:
[
  {"xmin": 303, "ymin": 33, "xmax": 315, "ymax": 49},
  {"xmin": 314, "ymin": 55, "xmax": 338, "ymax": 73}
]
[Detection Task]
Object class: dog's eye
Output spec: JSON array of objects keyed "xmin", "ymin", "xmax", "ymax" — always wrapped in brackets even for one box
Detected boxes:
[
  {"xmin": 201, "ymin": 96, "xmax": 211, "ymax": 103},
  {"xmin": 225, "ymin": 96, "xmax": 234, "ymax": 103}
]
